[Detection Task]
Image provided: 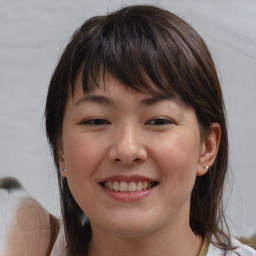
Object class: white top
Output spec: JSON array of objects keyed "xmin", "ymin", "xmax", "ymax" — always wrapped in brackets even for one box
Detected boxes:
[
  {"xmin": 50, "ymin": 226, "xmax": 256, "ymax": 256},
  {"xmin": 207, "ymin": 238, "xmax": 256, "ymax": 256}
]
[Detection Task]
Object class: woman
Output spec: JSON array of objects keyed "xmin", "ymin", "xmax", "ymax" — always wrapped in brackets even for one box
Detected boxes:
[{"xmin": 45, "ymin": 5, "xmax": 256, "ymax": 256}]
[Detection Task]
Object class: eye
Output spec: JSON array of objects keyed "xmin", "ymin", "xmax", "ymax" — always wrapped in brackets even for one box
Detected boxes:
[
  {"xmin": 146, "ymin": 117, "xmax": 173, "ymax": 125},
  {"xmin": 79, "ymin": 118, "xmax": 110, "ymax": 125}
]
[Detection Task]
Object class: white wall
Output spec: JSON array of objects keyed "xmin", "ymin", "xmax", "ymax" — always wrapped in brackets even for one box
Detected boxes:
[{"xmin": 0, "ymin": 0, "xmax": 255, "ymax": 237}]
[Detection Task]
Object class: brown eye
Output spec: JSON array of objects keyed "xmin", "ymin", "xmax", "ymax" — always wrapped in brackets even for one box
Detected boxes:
[
  {"xmin": 81, "ymin": 118, "xmax": 110, "ymax": 125},
  {"xmin": 147, "ymin": 118, "xmax": 172, "ymax": 125}
]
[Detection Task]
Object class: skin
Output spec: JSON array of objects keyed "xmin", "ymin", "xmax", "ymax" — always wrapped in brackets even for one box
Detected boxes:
[{"xmin": 59, "ymin": 73, "xmax": 221, "ymax": 256}]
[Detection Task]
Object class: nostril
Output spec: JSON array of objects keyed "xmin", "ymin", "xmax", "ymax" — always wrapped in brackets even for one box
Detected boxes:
[
  {"xmin": 114, "ymin": 157, "xmax": 142, "ymax": 164},
  {"xmin": 109, "ymin": 142, "xmax": 147, "ymax": 164}
]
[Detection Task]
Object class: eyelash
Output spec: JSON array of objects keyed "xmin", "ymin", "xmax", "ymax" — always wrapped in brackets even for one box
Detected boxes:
[
  {"xmin": 80, "ymin": 118, "xmax": 110, "ymax": 125},
  {"xmin": 80, "ymin": 117, "xmax": 173, "ymax": 126},
  {"xmin": 146, "ymin": 117, "xmax": 173, "ymax": 126}
]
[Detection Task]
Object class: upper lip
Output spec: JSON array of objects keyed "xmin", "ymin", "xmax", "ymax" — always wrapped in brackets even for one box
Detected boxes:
[{"xmin": 98, "ymin": 175, "xmax": 158, "ymax": 183}]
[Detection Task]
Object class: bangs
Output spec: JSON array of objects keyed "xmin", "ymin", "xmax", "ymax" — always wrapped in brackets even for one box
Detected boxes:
[
  {"xmin": 66, "ymin": 5, "xmax": 217, "ymax": 120},
  {"xmin": 69, "ymin": 10, "xmax": 182, "ymax": 98}
]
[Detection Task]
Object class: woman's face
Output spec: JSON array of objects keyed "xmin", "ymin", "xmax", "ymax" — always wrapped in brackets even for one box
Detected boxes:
[{"xmin": 60, "ymin": 73, "xmax": 210, "ymax": 238}]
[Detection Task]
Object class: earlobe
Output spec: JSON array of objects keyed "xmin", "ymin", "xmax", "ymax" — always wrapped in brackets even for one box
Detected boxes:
[
  {"xmin": 197, "ymin": 123, "xmax": 221, "ymax": 176},
  {"xmin": 61, "ymin": 168, "xmax": 67, "ymax": 177},
  {"xmin": 58, "ymin": 154, "xmax": 67, "ymax": 177},
  {"xmin": 197, "ymin": 165, "xmax": 209, "ymax": 176}
]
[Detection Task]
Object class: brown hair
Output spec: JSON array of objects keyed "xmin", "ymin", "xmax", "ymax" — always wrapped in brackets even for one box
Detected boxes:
[{"xmin": 45, "ymin": 5, "xmax": 232, "ymax": 255}]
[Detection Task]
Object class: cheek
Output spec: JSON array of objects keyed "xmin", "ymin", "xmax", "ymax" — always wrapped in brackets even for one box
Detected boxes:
[
  {"xmin": 63, "ymin": 132, "xmax": 101, "ymax": 172},
  {"xmin": 63, "ymin": 134, "xmax": 101, "ymax": 213},
  {"xmin": 62, "ymin": 135, "xmax": 95, "ymax": 195},
  {"xmin": 156, "ymin": 132, "xmax": 200, "ymax": 164},
  {"xmin": 151, "ymin": 131, "xmax": 201, "ymax": 187}
]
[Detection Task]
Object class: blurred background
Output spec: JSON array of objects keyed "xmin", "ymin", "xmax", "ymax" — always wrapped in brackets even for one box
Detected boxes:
[{"xmin": 0, "ymin": 0, "xmax": 255, "ymax": 237}]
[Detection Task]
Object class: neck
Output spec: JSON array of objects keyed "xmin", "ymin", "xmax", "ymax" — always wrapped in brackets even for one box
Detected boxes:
[{"xmin": 88, "ymin": 219, "xmax": 203, "ymax": 256}]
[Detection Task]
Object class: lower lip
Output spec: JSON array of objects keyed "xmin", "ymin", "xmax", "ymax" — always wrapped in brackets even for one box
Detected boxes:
[{"xmin": 100, "ymin": 186, "xmax": 154, "ymax": 202}]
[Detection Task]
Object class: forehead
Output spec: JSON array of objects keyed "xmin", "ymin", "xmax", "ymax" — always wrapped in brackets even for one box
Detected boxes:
[
  {"xmin": 74, "ymin": 73, "xmax": 145, "ymax": 98},
  {"xmin": 69, "ymin": 72, "xmax": 187, "ymax": 112},
  {"xmin": 71, "ymin": 70, "xmax": 179, "ymax": 102}
]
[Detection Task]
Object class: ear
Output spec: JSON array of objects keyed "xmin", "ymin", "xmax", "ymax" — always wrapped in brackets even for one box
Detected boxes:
[
  {"xmin": 57, "ymin": 139, "xmax": 67, "ymax": 177},
  {"xmin": 58, "ymin": 152, "xmax": 67, "ymax": 177},
  {"xmin": 197, "ymin": 123, "xmax": 221, "ymax": 176}
]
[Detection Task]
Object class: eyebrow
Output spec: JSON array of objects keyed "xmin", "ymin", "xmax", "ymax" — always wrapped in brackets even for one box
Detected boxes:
[
  {"xmin": 75, "ymin": 95, "xmax": 113, "ymax": 107},
  {"xmin": 75, "ymin": 94, "xmax": 172, "ymax": 107},
  {"xmin": 140, "ymin": 95, "xmax": 172, "ymax": 106}
]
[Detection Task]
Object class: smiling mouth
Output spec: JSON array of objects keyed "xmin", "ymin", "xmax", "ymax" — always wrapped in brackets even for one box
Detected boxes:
[{"xmin": 100, "ymin": 180, "xmax": 158, "ymax": 192}]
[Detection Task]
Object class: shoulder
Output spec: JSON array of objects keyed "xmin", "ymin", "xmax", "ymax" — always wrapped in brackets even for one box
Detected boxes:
[
  {"xmin": 207, "ymin": 238, "xmax": 256, "ymax": 256},
  {"xmin": 231, "ymin": 238, "xmax": 256, "ymax": 256}
]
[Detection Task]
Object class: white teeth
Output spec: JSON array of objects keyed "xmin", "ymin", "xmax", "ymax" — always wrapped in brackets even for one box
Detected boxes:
[
  {"xmin": 128, "ymin": 181, "xmax": 136, "ymax": 192},
  {"xmin": 120, "ymin": 181, "xmax": 128, "ymax": 192},
  {"xmin": 107, "ymin": 181, "xmax": 113, "ymax": 190},
  {"xmin": 142, "ymin": 181, "xmax": 148, "ymax": 190},
  {"xmin": 103, "ymin": 181, "xmax": 156, "ymax": 192},
  {"xmin": 113, "ymin": 181, "xmax": 119, "ymax": 191},
  {"xmin": 137, "ymin": 181, "xmax": 143, "ymax": 191}
]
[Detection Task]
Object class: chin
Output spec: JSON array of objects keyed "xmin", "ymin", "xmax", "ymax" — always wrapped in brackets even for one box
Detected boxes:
[{"xmin": 97, "ymin": 215, "xmax": 158, "ymax": 239}]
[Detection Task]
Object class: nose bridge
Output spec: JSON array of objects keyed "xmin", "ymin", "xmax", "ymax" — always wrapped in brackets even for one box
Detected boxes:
[{"xmin": 109, "ymin": 121, "xmax": 147, "ymax": 164}]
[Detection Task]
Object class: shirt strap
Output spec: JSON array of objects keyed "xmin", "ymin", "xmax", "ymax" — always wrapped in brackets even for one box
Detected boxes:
[{"xmin": 199, "ymin": 237, "xmax": 209, "ymax": 256}]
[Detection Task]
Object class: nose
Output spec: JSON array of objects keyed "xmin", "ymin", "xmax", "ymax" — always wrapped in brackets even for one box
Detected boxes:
[{"xmin": 108, "ymin": 124, "xmax": 147, "ymax": 165}]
